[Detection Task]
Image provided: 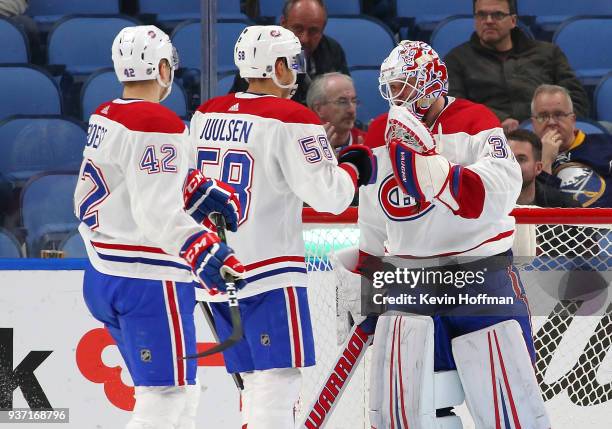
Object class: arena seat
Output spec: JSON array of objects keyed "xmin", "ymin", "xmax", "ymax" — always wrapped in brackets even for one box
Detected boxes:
[
  {"xmin": 594, "ymin": 72, "xmax": 612, "ymax": 122},
  {"xmin": 0, "ymin": 18, "xmax": 29, "ymax": 63},
  {"xmin": 0, "ymin": 65, "xmax": 61, "ymax": 120},
  {"xmin": 0, "ymin": 228, "xmax": 22, "ymax": 258},
  {"xmin": 27, "ymin": 0, "xmax": 120, "ymax": 24},
  {"xmin": 59, "ymin": 230, "xmax": 87, "ymax": 258},
  {"xmin": 350, "ymin": 66, "xmax": 389, "ymax": 127}
]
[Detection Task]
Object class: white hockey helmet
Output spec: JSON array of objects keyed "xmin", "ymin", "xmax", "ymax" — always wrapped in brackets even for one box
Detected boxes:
[
  {"xmin": 379, "ymin": 40, "xmax": 448, "ymax": 120},
  {"xmin": 234, "ymin": 25, "xmax": 306, "ymax": 92},
  {"xmin": 111, "ymin": 25, "xmax": 179, "ymax": 101}
]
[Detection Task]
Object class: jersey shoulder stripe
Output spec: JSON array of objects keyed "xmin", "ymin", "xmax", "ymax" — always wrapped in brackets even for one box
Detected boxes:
[
  {"xmin": 197, "ymin": 93, "xmax": 321, "ymax": 125},
  {"xmin": 93, "ymin": 99, "xmax": 185, "ymax": 134},
  {"xmin": 434, "ymin": 98, "xmax": 501, "ymax": 136}
]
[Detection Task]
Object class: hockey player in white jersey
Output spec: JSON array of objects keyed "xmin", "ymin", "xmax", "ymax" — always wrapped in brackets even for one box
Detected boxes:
[
  {"xmin": 351, "ymin": 40, "xmax": 551, "ymax": 428},
  {"xmin": 73, "ymin": 26, "xmax": 245, "ymax": 429},
  {"xmin": 190, "ymin": 25, "xmax": 376, "ymax": 429}
]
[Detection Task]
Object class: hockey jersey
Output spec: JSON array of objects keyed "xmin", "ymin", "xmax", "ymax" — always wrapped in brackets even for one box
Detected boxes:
[
  {"xmin": 74, "ymin": 99, "xmax": 203, "ymax": 282},
  {"xmin": 190, "ymin": 92, "xmax": 356, "ymax": 298},
  {"xmin": 359, "ymin": 97, "xmax": 521, "ymax": 258}
]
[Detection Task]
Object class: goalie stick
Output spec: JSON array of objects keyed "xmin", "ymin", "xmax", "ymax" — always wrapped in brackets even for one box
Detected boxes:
[
  {"xmin": 185, "ymin": 213, "xmax": 244, "ymax": 390},
  {"xmin": 298, "ymin": 318, "xmax": 375, "ymax": 429}
]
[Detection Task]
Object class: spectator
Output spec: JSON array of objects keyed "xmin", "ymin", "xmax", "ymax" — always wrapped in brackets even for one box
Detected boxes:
[
  {"xmin": 306, "ymin": 72, "xmax": 365, "ymax": 156},
  {"xmin": 506, "ymin": 129, "xmax": 579, "ymax": 207},
  {"xmin": 530, "ymin": 84, "xmax": 612, "ymax": 207},
  {"xmin": 0, "ymin": 0, "xmax": 42, "ymax": 64},
  {"xmin": 444, "ymin": 0, "xmax": 589, "ymax": 133},
  {"xmin": 229, "ymin": 0, "xmax": 350, "ymax": 105}
]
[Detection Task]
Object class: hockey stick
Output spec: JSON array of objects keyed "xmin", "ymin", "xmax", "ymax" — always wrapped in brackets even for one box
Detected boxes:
[
  {"xmin": 298, "ymin": 319, "xmax": 374, "ymax": 429},
  {"xmin": 184, "ymin": 214, "xmax": 244, "ymax": 389}
]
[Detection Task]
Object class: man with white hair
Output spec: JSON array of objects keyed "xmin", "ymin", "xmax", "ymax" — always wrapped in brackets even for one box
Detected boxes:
[{"xmin": 307, "ymin": 72, "xmax": 366, "ymax": 157}]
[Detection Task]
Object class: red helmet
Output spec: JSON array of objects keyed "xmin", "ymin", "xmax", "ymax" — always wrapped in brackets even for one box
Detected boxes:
[{"xmin": 379, "ymin": 40, "xmax": 448, "ymax": 120}]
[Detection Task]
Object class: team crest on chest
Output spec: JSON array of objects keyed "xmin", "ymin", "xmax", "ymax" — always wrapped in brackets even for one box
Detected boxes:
[{"xmin": 378, "ymin": 174, "xmax": 434, "ymax": 221}]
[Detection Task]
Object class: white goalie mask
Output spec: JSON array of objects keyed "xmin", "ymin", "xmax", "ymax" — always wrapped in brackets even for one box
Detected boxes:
[
  {"xmin": 379, "ymin": 40, "xmax": 448, "ymax": 120},
  {"xmin": 111, "ymin": 25, "xmax": 179, "ymax": 101},
  {"xmin": 234, "ymin": 25, "xmax": 306, "ymax": 96}
]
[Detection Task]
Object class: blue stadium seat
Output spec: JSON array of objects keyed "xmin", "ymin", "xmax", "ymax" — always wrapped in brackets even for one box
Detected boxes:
[
  {"xmin": 27, "ymin": 0, "xmax": 120, "ymax": 24},
  {"xmin": 0, "ymin": 65, "xmax": 61, "ymax": 120},
  {"xmin": 21, "ymin": 172, "xmax": 80, "ymax": 257},
  {"xmin": 327, "ymin": 1, "xmax": 361, "ymax": 15},
  {"xmin": 0, "ymin": 115, "xmax": 86, "ymax": 183},
  {"xmin": 520, "ymin": 118, "xmax": 609, "ymax": 135},
  {"xmin": 595, "ymin": 72, "xmax": 612, "ymax": 122},
  {"xmin": 0, "ymin": 18, "xmax": 29, "ymax": 63},
  {"xmin": 553, "ymin": 17, "xmax": 612, "ymax": 86},
  {"xmin": 172, "ymin": 20, "xmax": 249, "ymax": 73},
  {"xmin": 432, "ymin": 16, "xmax": 534, "ymax": 60},
  {"xmin": 217, "ymin": 72, "xmax": 237, "ymax": 96},
  {"xmin": 519, "ymin": 0, "xmax": 612, "ymax": 32},
  {"xmin": 59, "ymin": 230, "xmax": 87, "ymax": 258},
  {"xmin": 138, "ymin": 0, "xmax": 246, "ymax": 21},
  {"xmin": 324, "ymin": 17, "xmax": 395, "ymax": 68},
  {"xmin": 259, "ymin": 0, "xmax": 283, "ymax": 18},
  {"xmin": 80, "ymin": 69, "xmax": 189, "ymax": 120},
  {"xmin": 47, "ymin": 16, "xmax": 140, "ymax": 75},
  {"xmin": 350, "ymin": 67, "xmax": 388, "ymax": 127},
  {"xmin": 0, "ymin": 228, "xmax": 22, "ymax": 258},
  {"xmin": 396, "ymin": 0, "xmax": 472, "ymax": 31}
]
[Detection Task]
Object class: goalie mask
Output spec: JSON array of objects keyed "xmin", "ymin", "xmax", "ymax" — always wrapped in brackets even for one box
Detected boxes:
[
  {"xmin": 234, "ymin": 25, "xmax": 306, "ymax": 96},
  {"xmin": 379, "ymin": 40, "xmax": 448, "ymax": 120},
  {"xmin": 111, "ymin": 25, "xmax": 179, "ymax": 102}
]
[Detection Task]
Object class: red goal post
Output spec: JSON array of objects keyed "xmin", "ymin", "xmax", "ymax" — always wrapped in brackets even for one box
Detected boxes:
[{"xmin": 298, "ymin": 207, "xmax": 612, "ymax": 428}]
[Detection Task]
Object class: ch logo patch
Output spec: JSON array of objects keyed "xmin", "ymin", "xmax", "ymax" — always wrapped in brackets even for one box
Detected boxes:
[
  {"xmin": 260, "ymin": 334, "xmax": 271, "ymax": 346},
  {"xmin": 140, "ymin": 349, "xmax": 152, "ymax": 362}
]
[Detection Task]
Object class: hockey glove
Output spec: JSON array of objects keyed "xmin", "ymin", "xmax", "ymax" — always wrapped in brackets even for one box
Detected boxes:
[
  {"xmin": 388, "ymin": 139, "xmax": 461, "ymax": 212},
  {"xmin": 385, "ymin": 105, "xmax": 460, "ymax": 211},
  {"xmin": 180, "ymin": 231, "xmax": 247, "ymax": 292},
  {"xmin": 338, "ymin": 144, "xmax": 377, "ymax": 186},
  {"xmin": 183, "ymin": 169, "xmax": 241, "ymax": 232}
]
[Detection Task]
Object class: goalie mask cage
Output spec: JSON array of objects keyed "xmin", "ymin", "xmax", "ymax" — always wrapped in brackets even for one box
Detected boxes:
[{"xmin": 298, "ymin": 207, "xmax": 612, "ymax": 429}]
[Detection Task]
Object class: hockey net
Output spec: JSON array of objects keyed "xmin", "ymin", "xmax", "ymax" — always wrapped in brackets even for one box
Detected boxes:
[{"xmin": 298, "ymin": 207, "xmax": 612, "ymax": 429}]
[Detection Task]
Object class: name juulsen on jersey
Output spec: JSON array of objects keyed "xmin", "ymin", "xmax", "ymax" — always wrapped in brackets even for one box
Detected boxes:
[
  {"xmin": 199, "ymin": 117, "xmax": 253, "ymax": 144},
  {"xmin": 86, "ymin": 123, "xmax": 108, "ymax": 149}
]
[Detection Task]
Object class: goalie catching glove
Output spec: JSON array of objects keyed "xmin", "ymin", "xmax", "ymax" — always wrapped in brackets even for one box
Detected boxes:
[
  {"xmin": 385, "ymin": 105, "xmax": 461, "ymax": 212},
  {"xmin": 180, "ymin": 231, "xmax": 247, "ymax": 292},
  {"xmin": 338, "ymin": 144, "xmax": 377, "ymax": 187},
  {"xmin": 183, "ymin": 168, "xmax": 241, "ymax": 232}
]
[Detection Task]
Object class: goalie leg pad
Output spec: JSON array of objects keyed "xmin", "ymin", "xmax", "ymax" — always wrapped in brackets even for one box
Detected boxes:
[
  {"xmin": 126, "ymin": 386, "xmax": 188, "ymax": 429},
  {"xmin": 369, "ymin": 314, "xmax": 464, "ymax": 429},
  {"xmin": 451, "ymin": 320, "xmax": 550, "ymax": 429},
  {"xmin": 241, "ymin": 367, "xmax": 302, "ymax": 429}
]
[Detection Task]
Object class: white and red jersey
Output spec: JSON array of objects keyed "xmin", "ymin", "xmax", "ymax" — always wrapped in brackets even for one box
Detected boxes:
[
  {"xmin": 190, "ymin": 92, "xmax": 356, "ymax": 298},
  {"xmin": 74, "ymin": 99, "xmax": 203, "ymax": 282},
  {"xmin": 359, "ymin": 97, "xmax": 521, "ymax": 259}
]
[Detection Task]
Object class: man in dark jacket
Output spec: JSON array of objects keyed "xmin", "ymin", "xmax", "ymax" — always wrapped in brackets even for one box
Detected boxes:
[
  {"xmin": 229, "ymin": 0, "xmax": 349, "ymax": 106},
  {"xmin": 506, "ymin": 129, "xmax": 579, "ymax": 207},
  {"xmin": 444, "ymin": 0, "xmax": 589, "ymax": 133}
]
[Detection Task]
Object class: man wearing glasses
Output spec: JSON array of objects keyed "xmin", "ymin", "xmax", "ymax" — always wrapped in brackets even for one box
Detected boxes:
[
  {"xmin": 307, "ymin": 72, "xmax": 366, "ymax": 156},
  {"xmin": 531, "ymin": 84, "xmax": 612, "ymax": 207},
  {"xmin": 444, "ymin": 0, "xmax": 588, "ymax": 133}
]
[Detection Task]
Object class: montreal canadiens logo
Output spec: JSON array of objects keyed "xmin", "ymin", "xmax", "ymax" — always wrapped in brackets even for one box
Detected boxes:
[{"xmin": 378, "ymin": 174, "xmax": 433, "ymax": 221}]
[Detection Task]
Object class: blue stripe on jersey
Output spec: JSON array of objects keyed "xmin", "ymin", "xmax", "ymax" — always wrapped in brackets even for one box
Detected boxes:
[
  {"xmin": 245, "ymin": 267, "xmax": 308, "ymax": 283},
  {"xmin": 96, "ymin": 253, "xmax": 191, "ymax": 271}
]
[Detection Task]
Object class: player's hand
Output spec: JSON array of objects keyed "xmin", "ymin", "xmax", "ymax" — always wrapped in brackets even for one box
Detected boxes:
[
  {"xmin": 183, "ymin": 169, "xmax": 241, "ymax": 232},
  {"xmin": 501, "ymin": 117, "xmax": 520, "ymax": 133},
  {"xmin": 540, "ymin": 130, "xmax": 563, "ymax": 174},
  {"xmin": 180, "ymin": 231, "xmax": 247, "ymax": 292},
  {"xmin": 338, "ymin": 144, "xmax": 377, "ymax": 186}
]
